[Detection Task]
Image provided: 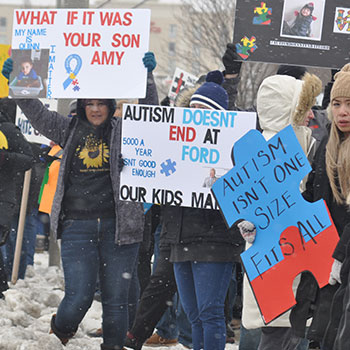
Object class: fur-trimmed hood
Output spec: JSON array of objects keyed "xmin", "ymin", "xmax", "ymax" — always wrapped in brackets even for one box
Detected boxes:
[
  {"xmin": 174, "ymin": 84, "xmax": 200, "ymax": 108},
  {"xmin": 257, "ymin": 72, "xmax": 322, "ymax": 143}
]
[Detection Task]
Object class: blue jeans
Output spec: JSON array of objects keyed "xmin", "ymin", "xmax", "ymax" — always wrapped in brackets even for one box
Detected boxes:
[
  {"xmin": 54, "ymin": 218, "xmax": 139, "ymax": 348},
  {"xmin": 239, "ymin": 325, "xmax": 262, "ymax": 350},
  {"xmin": 174, "ymin": 261, "xmax": 233, "ymax": 350},
  {"xmin": 153, "ymin": 225, "xmax": 192, "ymax": 347},
  {"xmin": 25, "ymin": 209, "xmax": 45, "ymax": 266},
  {"xmin": 156, "ymin": 290, "xmax": 192, "ymax": 347}
]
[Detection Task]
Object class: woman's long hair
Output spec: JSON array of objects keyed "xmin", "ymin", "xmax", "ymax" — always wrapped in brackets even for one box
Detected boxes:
[{"xmin": 326, "ymin": 106, "xmax": 350, "ymax": 204}]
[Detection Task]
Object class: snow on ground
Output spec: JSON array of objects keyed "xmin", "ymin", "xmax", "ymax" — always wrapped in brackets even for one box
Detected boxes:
[{"xmin": 0, "ymin": 252, "xmax": 239, "ymax": 350}]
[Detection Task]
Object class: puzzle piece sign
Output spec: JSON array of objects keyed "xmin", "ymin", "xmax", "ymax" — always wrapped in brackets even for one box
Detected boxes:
[{"xmin": 211, "ymin": 126, "xmax": 339, "ymax": 324}]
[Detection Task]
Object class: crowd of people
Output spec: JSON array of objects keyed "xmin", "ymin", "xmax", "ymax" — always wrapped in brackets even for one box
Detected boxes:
[{"xmin": 0, "ymin": 39, "xmax": 350, "ymax": 350}]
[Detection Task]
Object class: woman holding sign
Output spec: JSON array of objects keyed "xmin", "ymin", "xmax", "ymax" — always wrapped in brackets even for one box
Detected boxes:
[
  {"xmin": 2, "ymin": 52, "xmax": 158, "ymax": 350},
  {"xmin": 161, "ymin": 70, "xmax": 245, "ymax": 350},
  {"xmin": 238, "ymin": 70, "xmax": 322, "ymax": 350}
]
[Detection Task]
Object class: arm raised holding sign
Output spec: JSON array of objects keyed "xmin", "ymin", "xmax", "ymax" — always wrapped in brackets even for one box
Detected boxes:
[{"xmin": 1, "ymin": 53, "xmax": 159, "ymax": 350}]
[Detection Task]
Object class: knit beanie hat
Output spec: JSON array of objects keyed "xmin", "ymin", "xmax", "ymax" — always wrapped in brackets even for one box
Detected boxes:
[
  {"xmin": 190, "ymin": 70, "xmax": 228, "ymax": 110},
  {"xmin": 302, "ymin": 2, "xmax": 314, "ymax": 15},
  {"xmin": 330, "ymin": 63, "xmax": 350, "ymax": 102},
  {"xmin": 276, "ymin": 65, "xmax": 307, "ymax": 80}
]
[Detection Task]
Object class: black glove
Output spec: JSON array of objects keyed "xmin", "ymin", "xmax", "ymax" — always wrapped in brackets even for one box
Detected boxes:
[
  {"xmin": 222, "ymin": 43, "xmax": 242, "ymax": 75},
  {"xmin": 118, "ymin": 153, "xmax": 124, "ymax": 172},
  {"xmin": 331, "ymin": 69, "xmax": 340, "ymax": 82}
]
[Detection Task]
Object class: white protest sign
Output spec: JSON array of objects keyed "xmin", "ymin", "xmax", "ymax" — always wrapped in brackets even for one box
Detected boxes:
[
  {"xmin": 11, "ymin": 9, "xmax": 151, "ymax": 98},
  {"xmin": 16, "ymin": 98, "xmax": 57, "ymax": 145},
  {"xmin": 120, "ymin": 104, "xmax": 256, "ymax": 208},
  {"xmin": 168, "ymin": 68, "xmax": 198, "ymax": 106}
]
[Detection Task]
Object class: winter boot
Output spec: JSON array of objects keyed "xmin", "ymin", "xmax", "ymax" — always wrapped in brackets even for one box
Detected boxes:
[
  {"xmin": 124, "ymin": 332, "xmax": 143, "ymax": 350},
  {"xmin": 88, "ymin": 327, "xmax": 103, "ymax": 337},
  {"xmin": 49, "ymin": 314, "xmax": 76, "ymax": 346}
]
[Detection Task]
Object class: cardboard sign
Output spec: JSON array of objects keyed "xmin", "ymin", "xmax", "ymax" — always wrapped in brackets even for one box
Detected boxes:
[
  {"xmin": 168, "ymin": 68, "xmax": 198, "ymax": 106},
  {"xmin": 211, "ymin": 126, "xmax": 339, "ymax": 323},
  {"xmin": 233, "ymin": 0, "xmax": 350, "ymax": 69},
  {"xmin": 11, "ymin": 9, "xmax": 150, "ymax": 98},
  {"xmin": 16, "ymin": 98, "xmax": 57, "ymax": 145},
  {"xmin": 120, "ymin": 104, "xmax": 256, "ymax": 208},
  {"xmin": 0, "ymin": 44, "xmax": 11, "ymax": 98}
]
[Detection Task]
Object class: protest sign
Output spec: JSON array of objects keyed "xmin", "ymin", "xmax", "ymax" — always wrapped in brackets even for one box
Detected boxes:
[
  {"xmin": 211, "ymin": 126, "xmax": 339, "ymax": 323},
  {"xmin": 11, "ymin": 8, "xmax": 151, "ymax": 98},
  {"xmin": 233, "ymin": 0, "xmax": 350, "ymax": 69},
  {"xmin": 168, "ymin": 68, "xmax": 198, "ymax": 106},
  {"xmin": 120, "ymin": 104, "xmax": 256, "ymax": 208},
  {"xmin": 0, "ymin": 44, "xmax": 11, "ymax": 98},
  {"xmin": 16, "ymin": 98, "xmax": 57, "ymax": 145}
]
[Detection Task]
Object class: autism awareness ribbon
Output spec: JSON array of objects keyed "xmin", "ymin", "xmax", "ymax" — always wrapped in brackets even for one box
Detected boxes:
[{"xmin": 63, "ymin": 54, "xmax": 82, "ymax": 90}]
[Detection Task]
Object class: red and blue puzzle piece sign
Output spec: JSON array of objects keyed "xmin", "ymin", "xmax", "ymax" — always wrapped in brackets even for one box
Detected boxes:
[{"xmin": 211, "ymin": 126, "xmax": 339, "ymax": 324}]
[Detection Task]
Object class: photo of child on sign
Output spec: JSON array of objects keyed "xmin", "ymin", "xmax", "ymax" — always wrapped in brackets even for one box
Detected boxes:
[
  {"xmin": 281, "ymin": 0, "xmax": 326, "ymax": 40},
  {"xmin": 9, "ymin": 49, "xmax": 49, "ymax": 98}
]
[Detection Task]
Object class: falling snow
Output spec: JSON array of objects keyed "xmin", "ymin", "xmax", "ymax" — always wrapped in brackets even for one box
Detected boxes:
[{"xmin": 0, "ymin": 252, "xmax": 239, "ymax": 349}]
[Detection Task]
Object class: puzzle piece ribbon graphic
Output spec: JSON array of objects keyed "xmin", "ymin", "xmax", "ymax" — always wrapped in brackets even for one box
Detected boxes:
[
  {"xmin": 211, "ymin": 126, "xmax": 339, "ymax": 323},
  {"xmin": 63, "ymin": 54, "xmax": 82, "ymax": 90}
]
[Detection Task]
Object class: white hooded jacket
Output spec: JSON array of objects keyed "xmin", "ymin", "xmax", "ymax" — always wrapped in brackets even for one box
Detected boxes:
[{"xmin": 242, "ymin": 73, "xmax": 322, "ymax": 329}]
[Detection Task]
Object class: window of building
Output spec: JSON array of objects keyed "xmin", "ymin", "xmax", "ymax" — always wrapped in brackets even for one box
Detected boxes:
[
  {"xmin": 168, "ymin": 58, "xmax": 176, "ymax": 74},
  {"xmin": 169, "ymin": 42, "xmax": 176, "ymax": 56},
  {"xmin": 169, "ymin": 24, "xmax": 177, "ymax": 39},
  {"xmin": 0, "ymin": 17, "xmax": 6, "ymax": 30},
  {"xmin": 193, "ymin": 46, "xmax": 201, "ymax": 59},
  {"xmin": 193, "ymin": 26, "xmax": 201, "ymax": 41}
]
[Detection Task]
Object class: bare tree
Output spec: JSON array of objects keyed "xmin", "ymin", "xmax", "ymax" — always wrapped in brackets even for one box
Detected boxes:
[
  {"xmin": 174, "ymin": 0, "xmax": 236, "ymax": 75},
  {"xmin": 236, "ymin": 62, "xmax": 279, "ymax": 110},
  {"xmin": 158, "ymin": 0, "xmax": 278, "ymax": 109}
]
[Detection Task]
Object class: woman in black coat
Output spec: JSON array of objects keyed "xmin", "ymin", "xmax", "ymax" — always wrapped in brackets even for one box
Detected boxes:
[
  {"xmin": 0, "ymin": 98, "xmax": 33, "ymax": 296},
  {"xmin": 290, "ymin": 64, "xmax": 350, "ymax": 349}
]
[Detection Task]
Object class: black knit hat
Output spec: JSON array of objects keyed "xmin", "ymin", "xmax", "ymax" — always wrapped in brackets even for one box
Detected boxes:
[
  {"xmin": 190, "ymin": 70, "xmax": 228, "ymax": 110},
  {"xmin": 276, "ymin": 65, "xmax": 307, "ymax": 80},
  {"xmin": 302, "ymin": 2, "xmax": 314, "ymax": 15}
]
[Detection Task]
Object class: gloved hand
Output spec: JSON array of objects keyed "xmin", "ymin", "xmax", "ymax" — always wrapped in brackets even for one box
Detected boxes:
[
  {"xmin": 329, "ymin": 259, "xmax": 342, "ymax": 285},
  {"xmin": 222, "ymin": 43, "xmax": 242, "ymax": 75},
  {"xmin": 2, "ymin": 58, "xmax": 13, "ymax": 80},
  {"xmin": 143, "ymin": 52, "xmax": 156, "ymax": 72},
  {"xmin": 118, "ymin": 153, "xmax": 125, "ymax": 172},
  {"xmin": 237, "ymin": 220, "xmax": 256, "ymax": 244}
]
